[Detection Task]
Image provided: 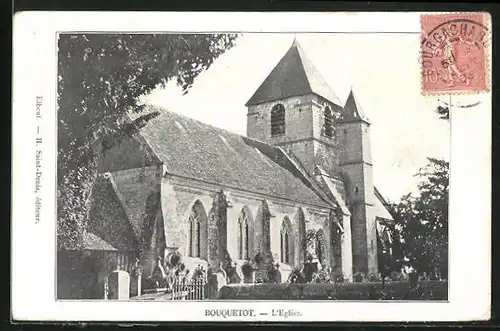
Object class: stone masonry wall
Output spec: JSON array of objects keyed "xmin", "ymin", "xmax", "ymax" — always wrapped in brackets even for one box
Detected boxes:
[
  {"xmin": 159, "ymin": 176, "xmax": 336, "ymax": 280},
  {"xmin": 336, "ymin": 118, "xmax": 378, "ymax": 276},
  {"xmin": 247, "ymin": 95, "xmax": 314, "ymax": 144}
]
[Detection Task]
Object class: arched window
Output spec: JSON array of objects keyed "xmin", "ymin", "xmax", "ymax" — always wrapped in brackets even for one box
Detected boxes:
[
  {"xmin": 238, "ymin": 208, "xmax": 250, "ymax": 260},
  {"xmin": 188, "ymin": 214, "xmax": 198, "ymax": 257},
  {"xmin": 324, "ymin": 106, "xmax": 334, "ymax": 137},
  {"xmin": 271, "ymin": 103, "xmax": 285, "ymax": 136},
  {"xmin": 280, "ymin": 218, "xmax": 293, "ymax": 264},
  {"xmin": 188, "ymin": 200, "xmax": 207, "ymax": 259}
]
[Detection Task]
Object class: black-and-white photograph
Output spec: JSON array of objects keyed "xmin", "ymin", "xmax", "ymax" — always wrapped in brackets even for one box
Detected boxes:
[{"xmin": 55, "ymin": 31, "xmax": 452, "ymax": 302}]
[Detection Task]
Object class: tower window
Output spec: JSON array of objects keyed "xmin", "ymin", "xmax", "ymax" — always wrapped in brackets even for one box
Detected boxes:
[
  {"xmin": 271, "ymin": 103, "xmax": 285, "ymax": 136},
  {"xmin": 324, "ymin": 106, "xmax": 334, "ymax": 137}
]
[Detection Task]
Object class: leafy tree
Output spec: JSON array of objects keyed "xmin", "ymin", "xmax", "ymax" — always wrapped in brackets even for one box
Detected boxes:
[
  {"xmin": 57, "ymin": 34, "xmax": 238, "ymax": 250},
  {"xmin": 389, "ymin": 157, "xmax": 449, "ymax": 278}
]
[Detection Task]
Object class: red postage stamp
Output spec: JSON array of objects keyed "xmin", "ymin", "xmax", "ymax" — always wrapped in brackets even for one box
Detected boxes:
[{"xmin": 420, "ymin": 13, "xmax": 490, "ymax": 94}]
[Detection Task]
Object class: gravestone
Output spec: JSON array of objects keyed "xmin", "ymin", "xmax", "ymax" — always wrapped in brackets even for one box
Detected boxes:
[
  {"xmin": 241, "ymin": 263, "xmax": 254, "ymax": 284},
  {"xmin": 108, "ymin": 270, "xmax": 130, "ymax": 300},
  {"xmin": 207, "ymin": 270, "xmax": 227, "ymax": 299},
  {"xmin": 216, "ymin": 271, "xmax": 227, "ymax": 290}
]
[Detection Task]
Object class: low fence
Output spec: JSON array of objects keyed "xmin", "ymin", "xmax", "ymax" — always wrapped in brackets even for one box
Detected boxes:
[
  {"xmin": 136, "ymin": 277, "xmax": 208, "ymax": 301},
  {"xmin": 218, "ymin": 280, "xmax": 448, "ymax": 300},
  {"xmin": 171, "ymin": 278, "xmax": 207, "ymax": 300}
]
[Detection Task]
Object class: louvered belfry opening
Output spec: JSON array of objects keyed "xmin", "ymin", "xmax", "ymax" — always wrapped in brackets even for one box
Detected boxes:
[
  {"xmin": 271, "ymin": 103, "xmax": 285, "ymax": 136},
  {"xmin": 324, "ymin": 106, "xmax": 334, "ymax": 137}
]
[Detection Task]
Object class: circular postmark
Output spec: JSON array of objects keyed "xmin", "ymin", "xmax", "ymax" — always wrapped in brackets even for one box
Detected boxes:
[
  {"xmin": 437, "ymin": 98, "xmax": 482, "ymax": 109},
  {"xmin": 420, "ymin": 13, "xmax": 490, "ymax": 94}
]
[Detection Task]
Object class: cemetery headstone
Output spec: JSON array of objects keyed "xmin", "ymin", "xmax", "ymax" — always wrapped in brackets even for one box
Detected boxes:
[{"xmin": 108, "ymin": 270, "xmax": 130, "ymax": 300}]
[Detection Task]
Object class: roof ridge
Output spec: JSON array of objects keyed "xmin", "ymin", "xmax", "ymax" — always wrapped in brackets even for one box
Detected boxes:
[
  {"xmin": 135, "ymin": 105, "xmax": 332, "ymax": 208},
  {"xmin": 292, "ymin": 42, "xmax": 313, "ymax": 93},
  {"xmin": 142, "ymin": 104, "xmax": 284, "ymax": 151},
  {"xmin": 340, "ymin": 89, "xmax": 371, "ymax": 124},
  {"xmin": 278, "ymin": 149, "xmax": 336, "ymax": 208},
  {"xmin": 294, "ymin": 43, "xmax": 342, "ymax": 105}
]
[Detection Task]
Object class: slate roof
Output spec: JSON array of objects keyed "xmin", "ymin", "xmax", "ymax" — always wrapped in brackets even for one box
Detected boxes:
[
  {"xmin": 245, "ymin": 39, "xmax": 342, "ymax": 107},
  {"xmin": 108, "ymin": 167, "xmax": 160, "ymax": 241},
  {"xmin": 82, "ymin": 231, "xmax": 118, "ymax": 251},
  {"xmin": 374, "ymin": 187, "xmax": 394, "ymax": 221},
  {"xmin": 339, "ymin": 89, "xmax": 371, "ymax": 124},
  {"xmin": 137, "ymin": 106, "xmax": 332, "ymax": 208},
  {"xmin": 317, "ymin": 172, "xmax": 351, "ymax": 216},
  {"xmin": 89, "ymin": 174, "xmax": 143, "ymax": 251}
]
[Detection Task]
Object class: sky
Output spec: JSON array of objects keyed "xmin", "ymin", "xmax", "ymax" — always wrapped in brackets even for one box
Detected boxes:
[{"xmin": 144, "ymin": 32, "xmax": 450, "ymax": 202}]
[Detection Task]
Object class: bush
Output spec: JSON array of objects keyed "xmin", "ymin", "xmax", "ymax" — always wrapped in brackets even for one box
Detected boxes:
[
  {"xmin": 241, "ymin": 263, "xmax": 253, "ymax": 277},
  {"xmin": 218, "ymin": 280, "xmax": 448, "ymax": 300}
]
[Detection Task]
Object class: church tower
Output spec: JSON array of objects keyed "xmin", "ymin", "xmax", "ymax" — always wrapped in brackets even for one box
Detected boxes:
[
  {"xmin": 245, "ymin": 39, "xmax": 379, "ymax": 277},
  {"xmin": 337, "ymin": 89, "xmax": 379, "ymax": 276},
  {"xmin": 245, "ymin": 39, "xmax": 344, "ymax": 176}
]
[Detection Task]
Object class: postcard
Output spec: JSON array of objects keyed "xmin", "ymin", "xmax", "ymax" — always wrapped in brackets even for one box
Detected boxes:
[{"xmin": 11, "ymin": 11, "xmax": 491, "ymax": 322}]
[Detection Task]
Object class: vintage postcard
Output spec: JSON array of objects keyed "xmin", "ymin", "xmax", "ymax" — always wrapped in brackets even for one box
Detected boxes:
[{"xmin": 11, "ymin": 11, "xmax": 491, "ymax": 322}]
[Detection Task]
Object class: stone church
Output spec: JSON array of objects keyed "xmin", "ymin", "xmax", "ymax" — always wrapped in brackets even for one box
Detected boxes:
[{"xmin": 86, "ymin": 39, "xmax": 395, "ymax": 286}]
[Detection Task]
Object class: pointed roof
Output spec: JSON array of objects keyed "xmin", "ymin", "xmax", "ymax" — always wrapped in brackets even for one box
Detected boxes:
[
  {"xmin": 338, "ymin": 88, "xmax": 371, "ymax": 124},
  {"xmin": 245, "ymin": 39, "xmax": 342, "ymax": 107}
]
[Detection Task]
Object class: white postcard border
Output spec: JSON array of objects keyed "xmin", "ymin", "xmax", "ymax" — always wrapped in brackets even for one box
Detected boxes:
[{"xmin": 11, "ymin": 11, "xmax": 491, "ymax": 322}]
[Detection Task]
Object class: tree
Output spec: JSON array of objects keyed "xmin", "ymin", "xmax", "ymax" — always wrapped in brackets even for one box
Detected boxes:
[
  {"xmin": 57, "ymin": 34, "xmax": 238, "ymax": 250},
  {"xmin": 389, "ymin": 157, "xmax": 449, "ymax": 277}
]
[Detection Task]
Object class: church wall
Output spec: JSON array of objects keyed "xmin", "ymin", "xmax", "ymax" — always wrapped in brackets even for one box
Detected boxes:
[
  {"xmin": 160, "ymin": 179, "xmax": 212, "ymax": 251},
  {"xmin": 247, "ymin": 95, "xmax": 314, "ymax": 144},
  {"xmin": 360, "ymin": 124, "xmax": 373, "ymax": 164},
  {"xmin": 365, "ymin": 206, "xmax": 380, "ymax": 276},
  {"xmin": 349, "ymin": 203, "xmax": 368, "ymax": 275},
  {"xmin": 339, "ymin": 213, "xmax": 354, "ymax": 282},
  {"xmin": 159, "ymin": 175, "xmax": 335, "ymax": 280},
  {"xmin": 337, "ymin": 122, "xmax": 365, "ymax": 165},
  {"xmin": 280, "ymin": 140, "xmax": 316, "ymax": 176},
  {"xmin": 330, "ymin": 176, "xmax": 348, "ymax": 203},
  {"xmin": 313, "ymin": 140, "xmax": 340, "ymax": 176},
  {"xmin": 224, "ymin": 195, "xmax": 261, "ymax": 261},
  {"xmin": 340, "ymin": 161, "xmax": 379, "ymax": 276},
  {"xmin": 340, "ymin": 163, "xmax": 365, "ymax": 203},
  {"xmin": 310, "ymin": 95, "xmax": 343, "ymax": 142}
]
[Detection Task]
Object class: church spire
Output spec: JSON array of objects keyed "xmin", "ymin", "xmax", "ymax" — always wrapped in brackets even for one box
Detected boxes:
[
  {"xmin": 339, "ymin": 87, "xmax": 371, "ymax": 124},
  {"xmin": 245, "ymin": 38, "xmax": 342, "ymax": 107}
]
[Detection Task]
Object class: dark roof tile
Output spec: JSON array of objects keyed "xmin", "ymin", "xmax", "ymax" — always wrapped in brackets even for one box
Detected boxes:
[
  {"xmin": 339, "ymin": 89, "xmax": 371, "ymax": 124},
  {"xmin": 245, "ymin": 39, "xmax": 342, "ymax": 107},
  {"xmin": 82, "ymin": 231, "xmax": 118, "ymax": 251},
  {"xmin": 137, "ymin": 106, "xmax": 331, "ymax": 208}
]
